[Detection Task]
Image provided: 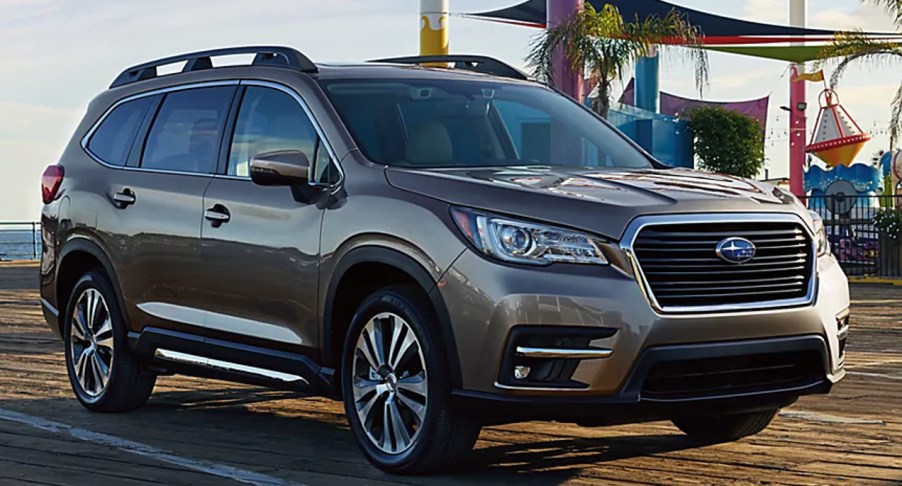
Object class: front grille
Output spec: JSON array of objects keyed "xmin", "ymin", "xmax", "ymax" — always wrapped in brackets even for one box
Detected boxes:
[
  {"xmin": 641, "ymin": 350, "xmax": 824, "ymax": 400},
  {"xmin": 632, "ymin": 221, "xmax": 814, "ymax": 310}
]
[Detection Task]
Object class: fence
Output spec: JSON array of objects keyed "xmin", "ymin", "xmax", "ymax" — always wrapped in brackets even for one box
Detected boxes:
[
  {"xmin": 808, "ymin": 194, "xmax": 902, "ymax": 278},
  {"xmin": 0, "ymin": 222, "xmax": 41, "ymax": 261},
  {"xmin": 4, "ymin": 198, "xmax": 902, "ymax": 276}
]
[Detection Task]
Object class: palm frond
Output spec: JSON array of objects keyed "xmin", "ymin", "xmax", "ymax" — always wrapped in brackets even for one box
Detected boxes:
[
  {"xmin": 890, "ymin": 79, "xmax": 902, "ymax": 148},
  {"xmin": 525, "ymin": 4, "xmax": 709, "ymax": 116},
  {"xmin": 817, "ymin": 30, "xmax": 902, "ymax": 87}
]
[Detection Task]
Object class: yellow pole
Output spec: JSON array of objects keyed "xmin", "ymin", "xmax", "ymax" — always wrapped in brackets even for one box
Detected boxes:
[{"xmin": 420, "ymin": 0, "xmax": 449, "ymax": 57}]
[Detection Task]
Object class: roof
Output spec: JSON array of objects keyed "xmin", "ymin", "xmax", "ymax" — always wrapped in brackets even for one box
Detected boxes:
[{"xmin": 108, "ymin": 47, "xmax": 533, "ymax": 90}]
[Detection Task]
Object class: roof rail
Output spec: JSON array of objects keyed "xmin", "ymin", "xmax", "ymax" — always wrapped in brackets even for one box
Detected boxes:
[
  {"xmin": 368, "ymin": 55, "xmax": 529, "ymax": 81},
  {"xmin": 110, "ymin": 46, "xmax": 318, "ymax": 88}
]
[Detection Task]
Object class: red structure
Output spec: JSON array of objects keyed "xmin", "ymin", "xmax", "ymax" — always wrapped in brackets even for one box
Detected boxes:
[{"xmin": 546, "ymin": 0, "xmax": 583, "ymax": 100}]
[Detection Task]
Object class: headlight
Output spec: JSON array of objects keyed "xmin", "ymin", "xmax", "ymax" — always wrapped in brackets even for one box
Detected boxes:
[
  {"xmin": 809, "ymin": 210, "xmax": 830, "ymax": 257},
  {"xmin": 774, "ymin": 186, "xmax": 804, "ymax": 207},
  {"xmin": 450, "ymin": 207, "xmax": 609, "ymax": 266}
]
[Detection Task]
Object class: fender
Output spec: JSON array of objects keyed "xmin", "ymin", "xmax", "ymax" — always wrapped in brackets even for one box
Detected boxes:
[
  {"xmin": 321, "ymin": 245, "xmax": 463, "ymax": 388},
  {"xmin": 56, "ymin": 236, "xmax": 127, "ymax": 332}
]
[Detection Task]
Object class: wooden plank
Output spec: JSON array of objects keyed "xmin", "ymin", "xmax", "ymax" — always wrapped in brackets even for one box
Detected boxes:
[{"xmin": 0, "ymin": 263, "xmax": 900, "ymax": 485}]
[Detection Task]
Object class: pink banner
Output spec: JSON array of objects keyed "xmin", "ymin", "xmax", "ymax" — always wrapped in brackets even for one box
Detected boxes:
[{"xmin": 620, "ymin": 79, "xmax": 769, "ymax": 131}]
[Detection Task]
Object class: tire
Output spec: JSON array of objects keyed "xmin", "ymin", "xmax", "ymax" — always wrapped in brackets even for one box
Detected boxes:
[
  {"xmin": 672, "ymin": 409, "xmax": 778, "ymax": 444},
  {"xmin": 63, "ymin": 270, "xmax": 156, "ymax": 412},
  {"xmin": 341, "ymin": 284, "xmax": 480, "ymax": 474}
]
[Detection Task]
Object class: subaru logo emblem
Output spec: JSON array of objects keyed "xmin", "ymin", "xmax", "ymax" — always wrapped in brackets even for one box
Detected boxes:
[{"xmin": 716, "ymin": 237, "xmax": 756, "ymax": 264}]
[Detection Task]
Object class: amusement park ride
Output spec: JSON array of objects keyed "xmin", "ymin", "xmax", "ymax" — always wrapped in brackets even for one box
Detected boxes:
[{"xmin": 418, "ymin": 0, "xmax": 902, "ymax": 209}]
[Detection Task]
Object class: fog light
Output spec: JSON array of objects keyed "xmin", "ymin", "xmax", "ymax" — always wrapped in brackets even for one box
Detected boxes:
[{"xmin": 514, "ymin": 365, "xmax": 531, "ymax": 380}]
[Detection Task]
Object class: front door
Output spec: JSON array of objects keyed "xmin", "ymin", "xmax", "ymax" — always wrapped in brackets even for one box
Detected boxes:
[{"xmin": 199, "ymin": 83, "xmax": 335, "ymax": 355}]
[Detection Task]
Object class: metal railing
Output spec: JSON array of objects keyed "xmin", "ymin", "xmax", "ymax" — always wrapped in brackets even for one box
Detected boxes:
[
  {"xmin": 0, "ymin": 222, "xmax": 41, "ymax": 261},
  {"xmin": 808, "ymin": 195, "xmax": 902, "ymax": 278}
]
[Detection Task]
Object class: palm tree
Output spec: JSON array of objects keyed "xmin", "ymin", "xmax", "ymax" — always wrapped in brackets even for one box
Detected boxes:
[
  {"xmin": 525, "ymin": 3, "xmax": 709, "ymax": 119},
  {"xmin": 819, "ymin": 1, "xmax": 902, "ymax": 147}
]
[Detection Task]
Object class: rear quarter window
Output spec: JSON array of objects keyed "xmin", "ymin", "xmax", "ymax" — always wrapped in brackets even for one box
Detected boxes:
[{"xmin": 86, "ymin": 97, "xmax": 154, "ymax": 166}]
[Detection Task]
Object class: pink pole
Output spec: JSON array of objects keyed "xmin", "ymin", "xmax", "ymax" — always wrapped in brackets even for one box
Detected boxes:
[{"xmin": 547, "ymin": 0, "xmax": 583, "ymax": 101}]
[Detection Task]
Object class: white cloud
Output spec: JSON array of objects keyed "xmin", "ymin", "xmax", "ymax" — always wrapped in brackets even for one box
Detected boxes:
[
  {"xmin": 0, "ymin": 140, "xmax": 58, "ymax": 221},
  {"xmin": 743, "ymin": 0, "xmax": 787, "ymax": 25},
  {"xmin": 811, "ymin": 4, "xmax": 898, "ymax": 31},
  {"xmin": 0, "ymin": 102, "xmax": 81, "ymax": 221},
  {"xmin": 0, "ymin": 101, "xmax": 82, "ymax": 139}
]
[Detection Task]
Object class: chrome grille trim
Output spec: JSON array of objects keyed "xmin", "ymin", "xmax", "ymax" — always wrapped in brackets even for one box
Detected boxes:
[{"xmin": 620, "ymin": 213, "xmax": 817, "ymax": 315}]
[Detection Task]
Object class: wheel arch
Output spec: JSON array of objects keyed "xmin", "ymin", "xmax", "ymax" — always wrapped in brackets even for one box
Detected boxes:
[
  {"xmin": 56, "ymin": 237, "xmax": 125, "ymax": 335},
  {"xmin": 321, "ymin": 245, "xmax": 462, "ymax": 390}
]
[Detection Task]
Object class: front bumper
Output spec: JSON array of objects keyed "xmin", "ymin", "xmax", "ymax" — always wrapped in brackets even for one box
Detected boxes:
[
  {"xmin": 451, "ymin": 334, "xmax": 832, "ymax": 425},
  {"xmin": 437, "ymin": 249, "xmax": 849, "ymax": 399}
]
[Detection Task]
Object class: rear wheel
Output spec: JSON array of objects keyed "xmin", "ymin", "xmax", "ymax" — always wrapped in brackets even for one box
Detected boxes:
[
  {"xmin": 63, "ymin": 271, "xmax": 156, "ymax": 412},
  {"xmin": 672, "ymin": 409, "xmax": 778, "ymax": 443},
  {"xmin": 341, "ymin": 284, "xmax": 480, "ymax": 474}
]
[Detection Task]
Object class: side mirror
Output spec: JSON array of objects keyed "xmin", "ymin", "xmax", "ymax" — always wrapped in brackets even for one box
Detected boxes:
[{"xmin": 249, "ymin": 150, "xmax": 310, "ymax": 186}]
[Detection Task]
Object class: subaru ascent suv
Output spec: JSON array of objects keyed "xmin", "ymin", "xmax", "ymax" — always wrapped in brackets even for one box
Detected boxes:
[{"xmin": 39, "ymin": 46, "xmax": 850, "ymax": 474}]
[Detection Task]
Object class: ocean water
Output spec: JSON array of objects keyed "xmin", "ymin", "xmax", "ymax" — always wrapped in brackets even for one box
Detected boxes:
[{"xmin": 0, "ymin": 227, "xmax": 42, "ymax": 261}]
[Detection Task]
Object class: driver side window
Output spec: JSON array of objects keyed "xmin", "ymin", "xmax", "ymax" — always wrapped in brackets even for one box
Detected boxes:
[{"xmin": 228, "ymin": 86, "xmax": 319, "ymax": 177}]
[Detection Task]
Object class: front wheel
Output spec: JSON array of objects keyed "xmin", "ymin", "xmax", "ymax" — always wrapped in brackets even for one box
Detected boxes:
[
  {"xmin": 672, "ymin": 409, "xmax": 778, "ymax": 443},
  {"xmin": 341, "ymin": 285, "xmax": 480, "ymax": 474}
]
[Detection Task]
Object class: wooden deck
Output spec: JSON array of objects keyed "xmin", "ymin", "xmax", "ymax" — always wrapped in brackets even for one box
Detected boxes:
[{"xmin": 0, "ymin": 263, "xmax": 899, "ymax": 485}]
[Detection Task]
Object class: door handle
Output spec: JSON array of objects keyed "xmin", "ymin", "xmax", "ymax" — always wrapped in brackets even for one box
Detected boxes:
[
  {"xmin": 205, "ymin": 204, "xmax": 231, "ymax": 224},
  {"xmin": 112, "ymin": 189, "xmax": 136, "ymax": 208}
]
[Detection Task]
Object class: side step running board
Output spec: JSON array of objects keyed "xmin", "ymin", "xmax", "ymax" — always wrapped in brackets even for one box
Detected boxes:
[
  {"xmin": 154, "ymin": 349, "xmax": 309, "ymax": 385},
  {"xmin": 129, "ymin": 327, "xmax": 335, "ymax": 394}
]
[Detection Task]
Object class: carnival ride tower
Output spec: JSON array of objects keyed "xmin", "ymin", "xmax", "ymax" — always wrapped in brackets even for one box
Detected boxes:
[{"xmin": 806, "ymin": 88, "xmax": 872, "ymax": 168}]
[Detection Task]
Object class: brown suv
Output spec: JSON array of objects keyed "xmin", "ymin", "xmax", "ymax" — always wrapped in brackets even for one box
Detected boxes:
[{"xmin": 39, "ymin": 46, "xmax": 850, "ymax": 474}]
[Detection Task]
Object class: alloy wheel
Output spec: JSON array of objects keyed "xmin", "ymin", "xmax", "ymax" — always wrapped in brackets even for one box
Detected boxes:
[
  {"xmin": 69, "ymin": 288, "xmax": 114, "ymax": 398},
  {"xmin": 351, "ymin": 312, "xmax": 428, "ymax": 455}
]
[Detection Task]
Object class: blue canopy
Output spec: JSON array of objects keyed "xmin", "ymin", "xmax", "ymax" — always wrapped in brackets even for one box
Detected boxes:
[{"xmin": 471, "ymin": 0, "xmax": 895, "ymax": 37}]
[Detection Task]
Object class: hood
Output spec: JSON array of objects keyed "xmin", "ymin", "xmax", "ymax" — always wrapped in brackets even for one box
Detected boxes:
[{"xmin": 386, "ymin": 166, "xmax": 807, "ymax": 240}]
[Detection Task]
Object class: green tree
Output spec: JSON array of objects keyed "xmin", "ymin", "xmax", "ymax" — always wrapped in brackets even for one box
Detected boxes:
[
  {"xmin": 525, "ymin": 3, "xmax": 708, "ymax": 119},
  {"xmin": 818, "ymin": 1, "xmax": 902, "ymax": 147},
  {"xmin": 687, "ymin": 106, "xmax": 765, "ymax": 179}
]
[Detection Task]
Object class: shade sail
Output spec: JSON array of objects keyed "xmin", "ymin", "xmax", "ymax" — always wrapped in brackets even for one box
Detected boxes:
[
  {"xmin": 471, "ymin": 0, "xmax": 899, "ymax": 38},
  {"xmin": 707, "ymin": 45, "xmax": 830, "ymax": 63},
  {"xmin": 620, "ymin": 78, "xmax": 770, "ymax": 130},
  {"xmin": 707, "ymin": 42, "xmax": 902, "ymax": 62}
]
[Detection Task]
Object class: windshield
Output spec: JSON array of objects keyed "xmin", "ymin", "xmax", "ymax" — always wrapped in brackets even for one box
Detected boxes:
[{"xmin": 319, "ymin": 78, "xmax": 652, "ymax": 169}]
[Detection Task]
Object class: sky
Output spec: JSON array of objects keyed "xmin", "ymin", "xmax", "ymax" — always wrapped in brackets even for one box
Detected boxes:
[{"xmin": 0, "ymin": 0, "xmax": 898, "ymax": 221}]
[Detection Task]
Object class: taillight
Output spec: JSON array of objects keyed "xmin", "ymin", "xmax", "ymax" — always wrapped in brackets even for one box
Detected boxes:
[{"xmin": 41, "ymin": 165, "xmax": 64, "ymax": 204}]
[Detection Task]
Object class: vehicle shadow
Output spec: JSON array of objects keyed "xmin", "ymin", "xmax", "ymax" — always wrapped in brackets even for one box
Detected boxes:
[
  {"xmin": 0, "ymin": 332, "xmax": 65, "ymax": 355},
  {"xmin": 0, "ymin": 386, "xmax": 701, "ymax": 485}
]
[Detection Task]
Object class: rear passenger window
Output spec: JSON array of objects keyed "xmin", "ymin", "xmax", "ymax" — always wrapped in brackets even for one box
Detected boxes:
[
  {"xmin": 228, "ymin": 86, "xmax": 319, "ymax": 177},
  {"xmin": 87, "ymin": 97, "xmax": 153, "ymax": 166},
  {"xmin": 141, "ymin": 87, "xmax": 234, "ymax": 174}
]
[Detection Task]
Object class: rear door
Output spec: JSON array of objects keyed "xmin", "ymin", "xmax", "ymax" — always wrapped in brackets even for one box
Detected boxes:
[
  {"xmin": 197, "ymin": 82, "xmax": 337, "ymax": 355},
  {"xmin": 101, "ymin": 83, "xmax": 238, "ymax": 333}
]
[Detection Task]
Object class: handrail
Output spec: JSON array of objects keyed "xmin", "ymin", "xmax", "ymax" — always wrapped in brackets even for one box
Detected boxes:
[{"xmin": 0, "ymin": 221, "xmax": 41, "ymax": 261}]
